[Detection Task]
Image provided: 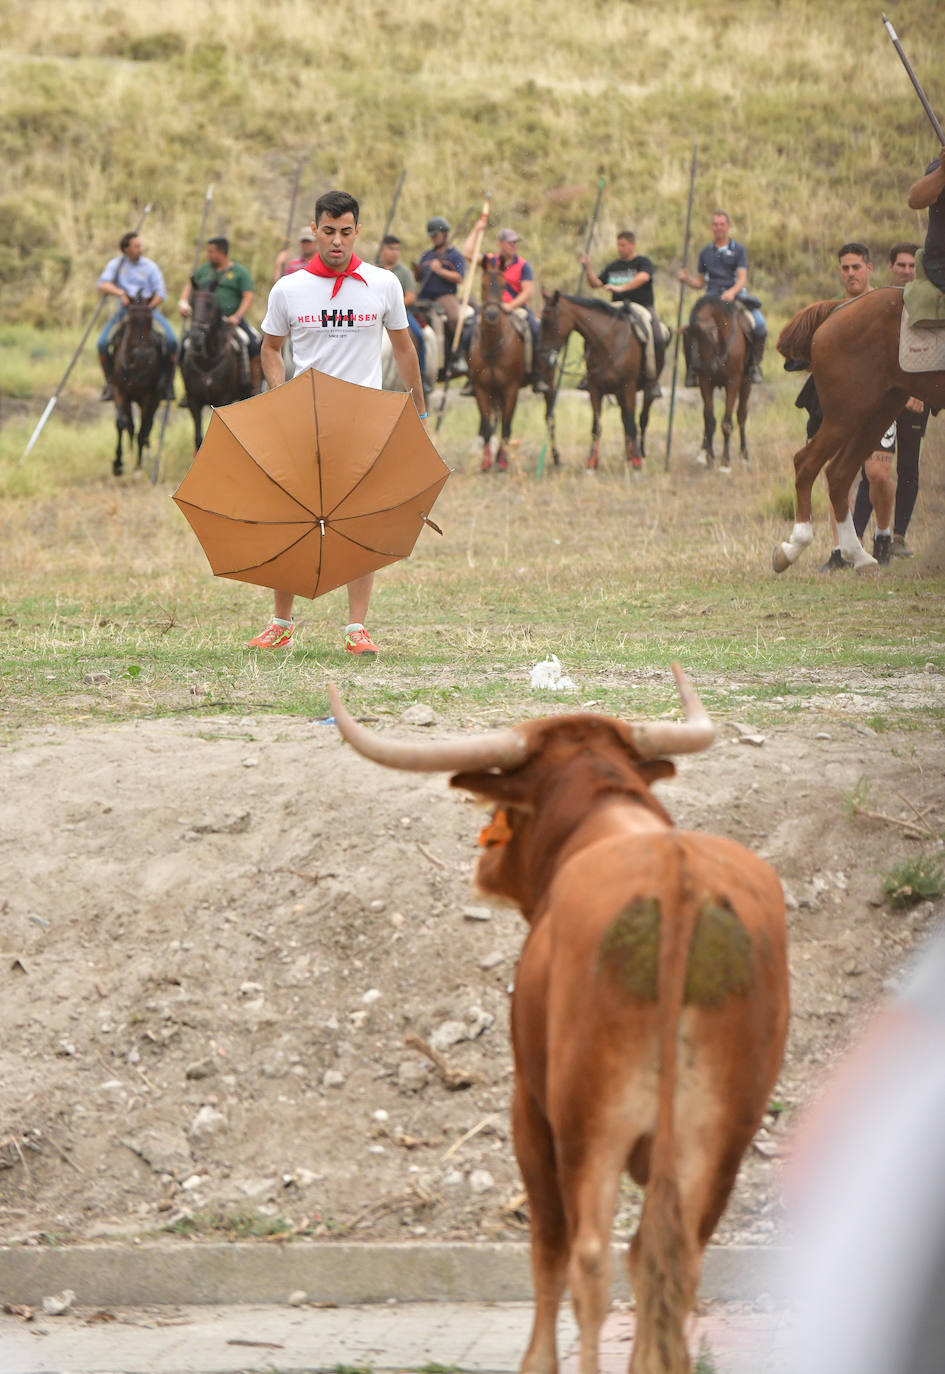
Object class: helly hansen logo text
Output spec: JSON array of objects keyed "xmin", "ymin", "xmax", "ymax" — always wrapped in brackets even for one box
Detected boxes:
[{"xmin": 296, "ymin": 311, "xmax": 379, "ymax": 327}]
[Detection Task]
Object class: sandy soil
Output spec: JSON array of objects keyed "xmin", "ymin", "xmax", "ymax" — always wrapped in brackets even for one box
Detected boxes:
[{"xmin": 1, "ymin": 684, "xmax": 943, "ymax": 1252}]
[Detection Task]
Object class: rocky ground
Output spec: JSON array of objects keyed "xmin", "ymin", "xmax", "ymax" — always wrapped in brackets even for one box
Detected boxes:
[{"xmin": 1, "ymin": 683, "xmax": 943, "ymax": 1255}]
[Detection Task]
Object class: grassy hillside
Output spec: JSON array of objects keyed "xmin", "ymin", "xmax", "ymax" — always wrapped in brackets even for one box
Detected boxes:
[{"xmin": 1, "ymin": 0, "xmax": 943, "ymax": 330}]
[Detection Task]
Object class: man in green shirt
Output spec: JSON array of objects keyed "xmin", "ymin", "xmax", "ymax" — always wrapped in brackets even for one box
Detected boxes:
[{"xmin": 178, "ymin": 236, "xmax": 261, "ymax": 394}]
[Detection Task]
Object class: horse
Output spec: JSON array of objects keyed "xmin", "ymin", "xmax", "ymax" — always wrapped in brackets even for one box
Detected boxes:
[
  {"xmin": 109, "ymin": 295, "xmax": 171, "ymax": 477},
  {"xmin": 773, "ymin": 287, "xmax": 944, "ymax": 572},
  {"xmin": 467, "ymin": 267, "xmax": 527, "ymax": 472},
  {"xmin": 538, "ymin": 290, "xmax": 650, "ymax": 471},
  {"xmin": 179, "ymin": 282, "xmax": 246, "ymax": 448},
  {"xmin": 684, "ymin": 295, "xmax": 752, "ymax": 471}
]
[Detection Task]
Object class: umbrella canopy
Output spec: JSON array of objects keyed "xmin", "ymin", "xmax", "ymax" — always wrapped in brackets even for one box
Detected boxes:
[{"xmin": 172, "ymin": 369, "xmax": 450, "ymax": 599}]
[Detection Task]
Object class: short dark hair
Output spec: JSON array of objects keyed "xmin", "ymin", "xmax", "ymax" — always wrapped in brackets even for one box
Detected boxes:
[
  {"xmin": 838, "ymin": 241, "xmax": 871, "ymax": 263},
  {"xmin": 888, "ymin": 241, "xmax": 919, "ymax": 264},
  {"xmin": 381, "ymin": 234, "xmax": 401, "ymax": 247},
  {"xmin": 616, "ymin": 230, "xmax": 636, "ymax": 242},
  {"xmin": 314, "ymin": 190, "xmax": 360, "ymax": 225},
  {"xmin": 119, "ymin": 231, "xmax": 138, "ymax": 253},
  {"xmin": 207, "ymin": 235, "xmax": 229, "ymax": 255}
]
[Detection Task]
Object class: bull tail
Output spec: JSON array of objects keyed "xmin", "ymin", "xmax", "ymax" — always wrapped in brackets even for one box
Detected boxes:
[
  {"xmin": 775, "ymin": 299, "xmax": 838, "ymax": 364},
  {"xmin": 633, "ymin": 850, "xmax": 700, "ymax": 1373}
]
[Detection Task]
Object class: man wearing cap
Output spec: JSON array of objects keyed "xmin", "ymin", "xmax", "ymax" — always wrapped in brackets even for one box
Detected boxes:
[
  {"xmin": 463, "ymin": 216, "xmax": 541, "ymax": 387},
  {"xmin": 273, "ymin": 226, "xmax": 319, "ymax": 281},
  {"xmin": 414, "ymin": 216, "xmax": 467, "ymax": 376},
  {"xmin": 96, "ymin": 230, "xmax": 178, "ymax": 400}
]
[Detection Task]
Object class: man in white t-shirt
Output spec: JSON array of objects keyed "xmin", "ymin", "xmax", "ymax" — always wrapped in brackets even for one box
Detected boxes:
[{"xmin": 252, "ymin": 189, "xmax": 427, "ymax": 657}]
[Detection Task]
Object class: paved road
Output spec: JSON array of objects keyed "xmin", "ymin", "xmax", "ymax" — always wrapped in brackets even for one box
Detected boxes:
[{"xmin": 0, "ymin": 1299, "xmax": 789, "ymax": 1374}]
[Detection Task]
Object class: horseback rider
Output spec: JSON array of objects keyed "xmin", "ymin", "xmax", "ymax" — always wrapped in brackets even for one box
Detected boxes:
[
  {"xmin": 413, "ymin": 216, "xmax": 467, "ymax": 377},
  {"xmin": 580, "ymin": 230, "xmax": 666, "ymax": 400},
  {"xmin": 463, "ymin": 218, "xmax": 543, "ymax": 392},
  {"xmin": 907, "ymin": 148, "xmax": 945, "ymax": 293},
  {"xmin": 178, "ymin": 236, "xmax": 262, "ymax": 395},
  {"xmin": 678, "ymin": 210, "xmax": 766, "ymax": 383},
  {"xmin": 378, "ymin": 234, "xmax": 427, "ymax": 382},
  {"xmin": 96, "ymin": 231, "xmax": 178, "ymax": 400}
]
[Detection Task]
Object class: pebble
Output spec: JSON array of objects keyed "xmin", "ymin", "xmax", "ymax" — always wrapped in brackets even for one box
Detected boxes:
[
  {"xmin": 288, "ymin": 1290, "xmax": 308, "ymax": 1307},
  {"xmin": 362, "ymin": 988, "xmax": 381, "ymax": 1004},
  {"xmin": 323, "ymin": 1070, "xmax": 346, "ymax": 1089},
  {"xmin": 431, "ymin": 1019, "xmax": 467, "ymax": 1051},
  {"xmin": 469, "ymin": 1169, "xmax": 495, "ymax": 1194},
  {"xmin": 189, "ymin": 1105, "xmax": 227, "ymax": 1140},
  {"xmin": 42, "ymin": 1290, "xmax": 76, "ymax": 1316},
  {"xmin": 400, "ymin": 703, "xmax": 437, "ymax": 726}
]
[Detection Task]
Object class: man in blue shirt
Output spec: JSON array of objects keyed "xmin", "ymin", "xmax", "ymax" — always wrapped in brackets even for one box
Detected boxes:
[
  {"xmin": 678, "ymin": 210, "xmax": 766, "ymax": 382},
  {"xmin": 413, "ymin": 216, "xmax": 467, "ymax": 377},
  {"xmin": 97, "ymin": 231, "xmax": 178, "ymax": 399}
]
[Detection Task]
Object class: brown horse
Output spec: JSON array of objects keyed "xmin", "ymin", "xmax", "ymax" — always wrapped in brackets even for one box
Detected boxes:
[
  {"xmin": 180, "ymin": 283, "xmax": 246, "ymax": 448},
  {"xmin": 110, "ymin": 295, "xmax": 171, "ymax": 477},
  {"xmin": 684, "ymin": 295, "xmax": 752, "ymax": 470},
  {"xmin": 538, "ymin": 290, "xmax": 649, "ymax": 471},
  {"xmin": 468, "ymin": 267, "xmax": 526, "ymax": 472},
  {"xmin": 773, "ymin": 287, "xmax": 944, "ymax": 572}
]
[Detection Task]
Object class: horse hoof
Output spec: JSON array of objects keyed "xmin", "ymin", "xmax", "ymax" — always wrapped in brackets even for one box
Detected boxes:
[
  {"xmin": 629, "ymin": 455, "xmax": 643, "ymax": 471},
  {"xmin": 496, "ymin": 455, "xmax": 509, "ymax": 473},
  {"xmin": 719, "ymin": 464, "xmax": 731, "ymax": 475},
  {"xmin": 113, "ymin": 461, "xmax": 124, "ymax": 478},
  {"xmin": 771, "ymin": 544, "xmax": 793, "ymax": 574},
  {"xmin": 695, "ymin": 452, "xmax": 708, "ymax": 467},
  {"xmin": 586, "ymin": 456, "xmax": 599, "ymax": 471},
  {"xmin": 480, "ymin": 458, "xmax": 493, "ymax": 473},
  {"xmin": 854, "ymin": 555, "xmax": 879, "ymax": 574}
]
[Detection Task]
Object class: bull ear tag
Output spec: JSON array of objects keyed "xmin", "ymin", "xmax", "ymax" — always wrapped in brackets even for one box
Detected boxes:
[{"xmin": 478, "ymin": 808, "xmax": 513, "ymax": 848}]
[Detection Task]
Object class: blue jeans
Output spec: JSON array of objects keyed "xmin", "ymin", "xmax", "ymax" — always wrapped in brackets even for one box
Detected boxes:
[
  {"xmin": 406, "ymin": 311, "xmax": 426, "ymax": 377},
  {"xmin": 737, "ymin": 291, "xmax": 766, "ymax": 340},
  {"xmin": 98, "ymin": 307, "xmax": 178, "ymax": 353}
]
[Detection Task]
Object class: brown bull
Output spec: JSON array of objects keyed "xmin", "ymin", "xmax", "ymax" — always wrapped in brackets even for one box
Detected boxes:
[{"xmin": 330, "ymin": 667, "xmax": 789, "ymax": 1374}]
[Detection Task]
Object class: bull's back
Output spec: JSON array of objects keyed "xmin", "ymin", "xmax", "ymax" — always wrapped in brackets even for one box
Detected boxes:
[{"xmin": 515, "ymin": 829, "xmax": 788, "ymax": 1120}]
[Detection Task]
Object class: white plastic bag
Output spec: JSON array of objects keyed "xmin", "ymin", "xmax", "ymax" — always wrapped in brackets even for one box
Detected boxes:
[{"xmin": 529, "ymin": 655, "xmax": 576, "ymax": 692}]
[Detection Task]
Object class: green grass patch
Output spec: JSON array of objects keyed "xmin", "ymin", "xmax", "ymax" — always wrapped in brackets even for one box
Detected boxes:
[{"xmin": 882, "ymin": 853, "xmax": 945, "ymax": 909}]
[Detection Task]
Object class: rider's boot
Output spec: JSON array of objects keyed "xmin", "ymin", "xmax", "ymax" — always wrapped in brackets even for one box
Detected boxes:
[
  {"xmin": 447, "ymin": 350, "xmax": 468, "ymax": 378},
  {"xmin": 748, "ymin": 334, "xmax": 766, "ymax": 384},
  {"xmin": 644, "ymin": 376, "xmax": 662, "ymax": 401}
]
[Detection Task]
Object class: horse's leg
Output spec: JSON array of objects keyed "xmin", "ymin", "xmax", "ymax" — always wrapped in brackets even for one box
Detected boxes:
[
  {"xmin": 544, "ymin": 392, "xmax": 561, "ymax": 469},
  {"xmin": 477, "ymin": 392, "xmax": 494, "ymax": 472},
  {"xmin": 190, "ymin": 403, "xmax": 204, "ymax": 451},
  {"xmin": 496, "ymin": 384, "xmax": 518, "ymax": 473},
  {"xmin": 638, "ymin": 387, "xmax": 653, "ymax": 459},
  {"xmin": 719, "ymin": 377, "xmax": 739, "ymax": 473},
  {"xmin": 113, "ymin": 394, "xmax": 132, "ymax": 477},
  {"xmin": 137, "ymin": 399, "xmax": 158, "ymax": 472},
  {"xmin": 587, "ymin": 389, "xmax": 602, "ymax": 471},
  {"xmin": 737, "ymin": 378, "xmax": 751, "ymax": 465},
  {"xmin": 619, "ymin": 385, "xmax": 641, "ymax": 470},
  {"xmin": 696, "ymin": 380, "xmax": 715, "ymax": 467}
]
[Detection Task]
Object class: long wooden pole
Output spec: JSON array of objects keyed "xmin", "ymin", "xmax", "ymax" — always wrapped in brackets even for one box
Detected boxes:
[
  {"xmin": 19, "ymin": 203, "xmax": 152, "ymax": 467},
  {"xmin": 375, "ymin": 169, "xmax": 407, "ymax": 263},
  {"xmin": 883, "ymin": 15, "xmax": 945, "ymax": 144},
  {"xmin": 435, "ymin": 195, "xmax": 490, "ymax": 435},
  {"xmin": 664, "ymin": 138, "xmax": 698, "ymax": 472},
  {"xmin": 151, "ymin": 184, "xmax": 213, "ymax": 483}
]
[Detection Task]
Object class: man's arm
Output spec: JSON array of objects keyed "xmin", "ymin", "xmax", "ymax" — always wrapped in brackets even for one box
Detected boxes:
[
  {"xmin": 908, "ymin": 150, "xmax": 945, "ymax": 209},
  {"xmin": 609, "ymin": 269, "xmax": 652, "ymax": 297},
  {"xmin": 720, "ymin": 266, "xmax": 747, "ymax": 302},
  {"xmin": 178, "ymin": 279, "xmax": 193, "ymax": 317},
  {"xmin": 388, "ymin": 328, "xmax": 427, "ymax": 426},
  {"xmin": 226, "ymin": 289, "xmax": 254, "ymax": 326},
  {"xmin": 580, "ymin": 254, "xmax": 605, "ymax": 289},
  {"xmin": 678, "ymin": 268, "xmax": 705, "ymax": 289},
  {"xmin": 261, "ymin": 332, "xmax": 287, "ymax": 389},
  {"xmin": 463, "ymin": 213, "xmax": 489, "ymax": 262}
]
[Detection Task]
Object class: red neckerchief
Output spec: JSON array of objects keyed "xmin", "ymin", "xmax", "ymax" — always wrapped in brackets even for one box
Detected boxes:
[{"xmin": 306, "ymin": 252, "xmax": 367, "ymax": 298}]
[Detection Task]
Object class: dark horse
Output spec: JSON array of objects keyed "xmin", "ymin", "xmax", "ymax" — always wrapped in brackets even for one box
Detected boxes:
[
  {"xmin": 468, "ymin": 267, "xmax": 526, "ymax": 472},
  {"xmin": 684, "ymin": 295, "xmax": 752, "ymax": 471},
  {"xmin": 773, "ymin": 287, "xmax": 944, "ymax": 572},
  {"xmin": 110, "ymin": 295, "xmax": 171, "ymax": 477},
  {"xmin": 180, "ymin": 283, "xmax": 247, "ymax": 448},
  {"xmin": 538, "ymin": 290, "xmax": 650, "ymax": 471}
]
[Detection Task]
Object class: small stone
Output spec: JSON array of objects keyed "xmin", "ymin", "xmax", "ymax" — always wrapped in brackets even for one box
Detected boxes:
[
  {"xmin": 323, "ymin": 1069, "xmax": 345, "ymax": 1089},
  {"xmin": 400, "ymin": 703, "xmax": 437, "ymax": 726},
  {"xmin": 397, "ymin": 1060, "xmax": 428, "ymax": 1092},
  {"xmin": 185, "ymin": 1058, "xmax": 217, "ymax": 1081},
  {"xmin": 362, "ymin": 988, "xmax": 381, "ymax": 1004},
  {"xmin": 814, "ymin": 731, "xmax": 831, "ymax": 740},
  {"xmin": 479, "ymin": 951, "xmax": 505, "ymax": 970},
  {"xmin": 288, "ymin": 1290, "xmax": 308, "ymax": 1307},
  {"xmin": 431, "ymin": 1020, "xmax": 467, "ymax": 1051},
  {"xmin": 42, "ymin": 1290, "xmax": 76, "ymax": 1316},
  {"xmin": 469, "ymin": 1169, "xmax": 495, "ymax": 1194},
  {"xmin": 189, "ymin": 1105, "xmax": 227, "ymax": 1140},
  {"xmin": 462, "ymin": 905, "xmax": 493, "ymax": 922},
  {"xmin": 372, "ymin": 1109, "xmax": 389, "ymax": 1122}
]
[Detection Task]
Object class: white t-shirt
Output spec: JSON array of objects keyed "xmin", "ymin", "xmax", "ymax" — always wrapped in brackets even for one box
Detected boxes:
[{"xmin": 261, "ymin": 260, "xmax": 408, "ymax": 389}]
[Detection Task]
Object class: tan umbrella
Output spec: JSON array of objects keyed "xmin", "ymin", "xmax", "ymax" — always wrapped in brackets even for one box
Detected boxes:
[{"xmin": 173, "ymin": 369, "xmax": 450, "ymax": 598}]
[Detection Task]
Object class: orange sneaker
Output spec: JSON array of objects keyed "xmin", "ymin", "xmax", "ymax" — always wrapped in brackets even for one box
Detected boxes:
[
  {"xmin": 247, "ymin": 620, "xmax": 293, "ymax": 649},
  {"xmin": 344, "ymin": 626, "xmax": 379, "ymax": 658}
]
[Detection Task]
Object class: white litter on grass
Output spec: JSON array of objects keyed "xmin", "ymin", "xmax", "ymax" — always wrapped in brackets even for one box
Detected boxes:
[{"xmin": 529, "ymin": 656, "xmax": 576, "ymax": 692}]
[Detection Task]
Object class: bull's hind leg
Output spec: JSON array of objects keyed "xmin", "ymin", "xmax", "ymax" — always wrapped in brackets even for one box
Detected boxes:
[
  {"xmin": 514, "ymin": 1080, "xmax": 568, "ymax": 1374},
  {"xmin": 559, "ymin": 1150, "xmax": 623, "ymax": 1374}
]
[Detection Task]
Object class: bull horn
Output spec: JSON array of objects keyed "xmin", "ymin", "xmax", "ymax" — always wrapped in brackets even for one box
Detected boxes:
[
  {"xmin": 625, "ymin": 663, "xmax": 715, "ymax": 757},
  {"xmin": 328, "ymin": 684, "xmax": 530, "ymax": 773}
]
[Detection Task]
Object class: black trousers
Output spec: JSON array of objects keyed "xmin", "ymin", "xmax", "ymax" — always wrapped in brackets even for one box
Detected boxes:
[{"xmin": 852, "ymin": 406, "xmax": 928, "ymax": 538}]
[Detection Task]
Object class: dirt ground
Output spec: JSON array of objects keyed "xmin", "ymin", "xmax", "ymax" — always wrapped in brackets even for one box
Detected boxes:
[{"xmin": 1, "ymin": 676, "xmax": 944, "ymax": 1254}]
